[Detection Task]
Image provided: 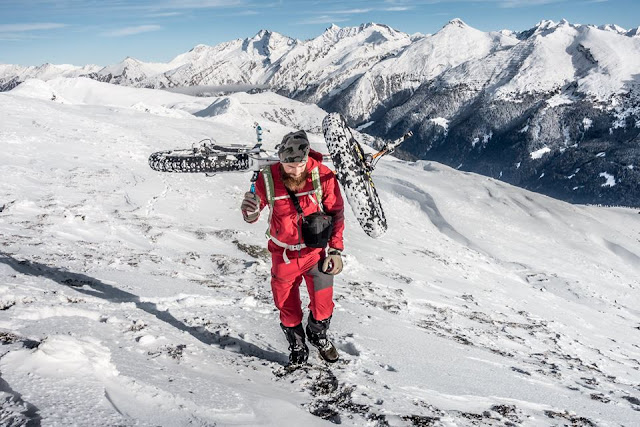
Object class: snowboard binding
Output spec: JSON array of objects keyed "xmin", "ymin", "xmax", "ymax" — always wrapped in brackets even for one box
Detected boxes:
[{"xmin": 365, "ymin": 131, "xmax": 413, "ymax": 170}]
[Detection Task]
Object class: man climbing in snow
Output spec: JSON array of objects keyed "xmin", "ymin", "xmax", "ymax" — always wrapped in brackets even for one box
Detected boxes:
[{"xmin": 240, "ymin": 130, "xmax": 345, "ymax": 366}]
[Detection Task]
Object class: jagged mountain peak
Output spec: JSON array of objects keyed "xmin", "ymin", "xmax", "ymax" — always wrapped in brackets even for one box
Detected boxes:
[
  {"xmin": 242, "ymin": 29, "xmax": 296, "ymax": 58},
  {"xmin": 627, "ymin": 27, "xmax": 640, "ymax": 37},
  {"xmin": 249, "ymin": 28, "xmax": 292, "ymax": 42},
  {"xmin": 121, "ymin": 56, "xmax": 142, "ymax": 65},
  {"xmin": 598, "ymin": 23, "xmax": 628, "ymax": 34},
  {"xmin": 533, "ymin": 19, "xmax": 572, "ymax": 32},
  {"xmin": 34, "ymin": 63, "xmax": 86, "ymax": 73},
  {"xmin": 436, "ymin": 18, "xmax": 483, "ymax": 36},
  {"xmin": 317, "ymin": 22, "xmax": 405, "ymax": 42},
  {"xmin": 535, "ymin": 19, "xmax": 557, "ymax": 29},
  {"xmin": 34, "ymin": 63, "xmax": 61, "ymax": 73},
  {"xmin": 517, "ymin": 19, "xmax": 577, "ymax": 39},
  {"xmin": 361, "ymin": 22, "xmax": 396, "ymax": 31},
  {"xmin": 325, "ymin": 23, "xmax": 341, "ymax": 33},
  {"xmin": 102, "ymin": 56, "xmax": 144, "ymax": 73},
  {"xmin": 189, "ymin": 44, "xmax": 212, "ymax": 52},
  {"xmin": 445, "ymin": 18, "xmax": 468, "ymax": 28},
  {"xmin": 253, "ymin": 29, "xmax": 271, "ymax": 38}
]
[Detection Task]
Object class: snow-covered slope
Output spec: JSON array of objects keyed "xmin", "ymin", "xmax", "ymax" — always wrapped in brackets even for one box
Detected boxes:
[
  {"xmin": 489, "ymin": 20, "xmax": 640, "ymax": 101},
  {"xmin": 269, "ymin": 23, "xmax": 411, "ymax": 104},
  {"xmin": 1, "ymin": 81, "xmax": 639, "ymax": 425},
  {"xmin": 328, "ymin": 18, "xmax": 640, "ymax": 124},
  {"xmin": 336, "ymin": 19, "xmax": 518, "ymax": 122}
]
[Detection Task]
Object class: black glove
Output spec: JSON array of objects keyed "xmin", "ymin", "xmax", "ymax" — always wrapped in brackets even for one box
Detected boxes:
[
  {"xmin": 241, "ymin": 192, "xmax": 260, "ymax": 223},
  {"xmin": 321, "ymin": 248, "xmax": 343, "ymax": 275}
]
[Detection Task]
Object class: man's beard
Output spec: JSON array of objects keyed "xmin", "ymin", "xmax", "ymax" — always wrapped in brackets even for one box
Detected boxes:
[{"xmin": 281, "ymin": 166, "xmax": 308, "ymax": 192}]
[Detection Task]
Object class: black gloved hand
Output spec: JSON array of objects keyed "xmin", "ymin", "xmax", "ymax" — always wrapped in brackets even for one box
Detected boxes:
[
  {"xmin": 241, "ymin": 192, "xmax": 260, "ymax": 223},
  {"xmin": 321, "ymin": 248, "xmax": 343, "ymax": 275}
]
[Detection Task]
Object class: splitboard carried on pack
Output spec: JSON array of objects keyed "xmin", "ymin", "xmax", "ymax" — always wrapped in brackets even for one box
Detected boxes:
[{"xmin": 148, "ymin": 116, "xmax": 412, "ymax": 237}]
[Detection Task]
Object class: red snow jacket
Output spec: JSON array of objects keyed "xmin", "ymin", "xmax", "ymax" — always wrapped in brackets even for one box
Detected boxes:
[{"xmin": 253, "ymin": 150, "xmax": 345, "ymax": 257}]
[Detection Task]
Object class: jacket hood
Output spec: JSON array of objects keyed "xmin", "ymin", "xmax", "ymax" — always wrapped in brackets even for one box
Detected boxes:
[{"xmin": 307, "ymin": 149, "xmax": 324, "ymax": 166}]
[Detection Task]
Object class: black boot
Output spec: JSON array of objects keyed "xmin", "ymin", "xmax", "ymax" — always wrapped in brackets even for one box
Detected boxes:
[
  {"xmin": 281, "ymin": 323, "xmax": 309, "ymax": 366},
  {"xmin": 306, "ymin": 313, "xmax": 339, "ymax": 363}
]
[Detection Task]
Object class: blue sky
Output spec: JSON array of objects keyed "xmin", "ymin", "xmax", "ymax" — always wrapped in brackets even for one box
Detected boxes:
[{"xmin": 1, "ymin": 0, "xmax": 638, "ymax": 66}]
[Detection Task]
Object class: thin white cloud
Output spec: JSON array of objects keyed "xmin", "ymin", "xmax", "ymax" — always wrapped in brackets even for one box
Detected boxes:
[
  {"xmin": 331, "ymin": 9, "xmax": 373, "ymax": 14},
  {"xmin": 0, "ymin": 23, "xmax": 67, "ymax": 32},
  {"xmin": 294, "ymin": 3, "xmax": 413, "ymax": 26},
  {"xmin": 313, "ymin": 5, "xmax": 410, "ymax": 16},
  {"xmin": 102, "ymin": 25, "xmax": 162, "ymax": 37},
  {"xmin": 151, "ymin": 0, "xmax": 246, "ymax": 9},
  {"xmin": 31, "ymin": 0, "xmax": 248, "ymax": 15},
  {"xmin": 0, "ymin": 35, "xmax": 27, "ymax": 41},
  {"xmin": 499, "ymin": 0, "xmax": 566, "ymax": 7},
  {"xmin": 147, "ymin": 12, "xmax": 184, "ymax": 17},
  {"xmin": 296, "ymin": 15, "xmax": 351, "ymax": 25},
  {"xmin": 382, "ymin": 0, "xmax": 568, "ymax": 6}
]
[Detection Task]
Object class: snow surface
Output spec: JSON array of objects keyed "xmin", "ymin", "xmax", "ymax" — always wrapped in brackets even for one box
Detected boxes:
[
  {"xmin": 1, "ymin": 79, "xmax": 640, "ymax": 426},
  {"xmin": 599, "ymin": 172, "xmax": 617, "ymax": 187},
  {"xmin": 530, "ymin": 147, "xmax": 551, "ymax": 159},
  {"xmin": 430, "ymin": 118, "xmax": 449, "ymax": 131}
]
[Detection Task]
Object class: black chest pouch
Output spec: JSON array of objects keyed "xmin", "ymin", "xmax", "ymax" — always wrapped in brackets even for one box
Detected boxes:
[
  {"xmin": 301, "ymin": 212, "xmax": 334, "ymax": 248},
  {"xmin": 287, "ymin": 188, "xmax": 333, "ymax": 248}
]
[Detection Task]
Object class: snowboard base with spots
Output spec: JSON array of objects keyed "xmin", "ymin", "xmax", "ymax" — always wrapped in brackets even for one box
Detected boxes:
[{"xmin": 322, "ymin": 113, "xmax": 387, "ymax": 238}]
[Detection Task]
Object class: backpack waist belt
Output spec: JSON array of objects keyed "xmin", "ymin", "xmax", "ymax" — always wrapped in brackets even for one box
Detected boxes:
[{"xmin": 269, "ymin": 235, "xmax": 307, "ymax": 264}]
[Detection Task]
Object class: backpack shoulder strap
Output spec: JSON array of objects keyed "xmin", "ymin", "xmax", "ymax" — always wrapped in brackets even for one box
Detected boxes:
[
  {"xmin": 310, "ymin": 167, "xmax": 324, "ymax": 212},
  {"xmin": 261, "ymin": 166, "xmax": 276, "ymax": 238}
]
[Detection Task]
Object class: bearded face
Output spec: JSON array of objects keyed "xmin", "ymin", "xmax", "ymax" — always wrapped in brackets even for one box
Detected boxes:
[{"xmin": 280, "ymin": 164, "xmax": 309, "ymax": 191}]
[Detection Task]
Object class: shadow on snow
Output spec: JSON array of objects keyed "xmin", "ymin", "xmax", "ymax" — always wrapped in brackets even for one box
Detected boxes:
[{"xmin": 0, "ymin": 253, "xmax": 288, "ymax": 365}]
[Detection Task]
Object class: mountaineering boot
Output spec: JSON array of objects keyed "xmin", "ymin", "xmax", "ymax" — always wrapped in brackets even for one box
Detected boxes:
[
  {"xmin": 306, "ymin": 313, "xmax": 339, "ymax": 363},
  {"xmin": 281, "ymin": 323, "xmax": 309, "ymax": 366}
]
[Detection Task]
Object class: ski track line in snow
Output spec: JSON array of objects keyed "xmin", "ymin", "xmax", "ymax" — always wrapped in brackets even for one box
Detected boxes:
[{"xmin": 145, "ymin": 173, "xmax": 171, "ymax": 217}]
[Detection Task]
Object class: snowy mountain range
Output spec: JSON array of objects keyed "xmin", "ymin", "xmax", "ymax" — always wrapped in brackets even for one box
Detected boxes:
[
  {"xmin": 1, "ymin": 77, "xmax": 640, "ymax": 425},
  {"xmin": 1, "ymin": 18, "xmax": 640, "ymax": 207}
]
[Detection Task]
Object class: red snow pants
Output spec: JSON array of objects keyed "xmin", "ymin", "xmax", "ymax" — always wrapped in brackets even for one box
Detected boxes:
[{"xmin": 271, "ymin": 250, "xmax": 334, "ymax": 327}]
